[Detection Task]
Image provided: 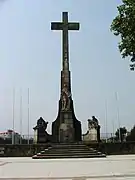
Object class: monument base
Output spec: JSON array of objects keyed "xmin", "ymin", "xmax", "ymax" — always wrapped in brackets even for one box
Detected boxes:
[{"xmin": 52, "ymin": 99, "xmax": 82, "ymax": 143}]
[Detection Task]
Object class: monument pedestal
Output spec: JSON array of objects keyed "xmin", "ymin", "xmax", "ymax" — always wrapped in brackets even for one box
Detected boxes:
[
  {"xmin": 52, "ymin": 99, "xmax": 82, "ymax": 143},
  {"xmin": 59, "ymin": 111, "xmax": 75, "ymax": 143}
]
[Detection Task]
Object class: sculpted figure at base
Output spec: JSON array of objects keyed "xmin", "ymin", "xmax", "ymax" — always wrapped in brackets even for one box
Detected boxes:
[
  {"xmin": 61, "ymin": 83, "xmax": 71, "ymax": 111},
  {"xmin": 33, "ymin": 117, "xmax": 51, "ymax": 143},
  {"xmin": 83, "ymin": 116, "xmax": 101, "ymax": 142},
  {"xmin": 88, "ymin": 116, "xmax": 99, "ymax": 130},
  {"xmin": 37, "ymin": 117, "xmax": 48, "ymax": 131}
]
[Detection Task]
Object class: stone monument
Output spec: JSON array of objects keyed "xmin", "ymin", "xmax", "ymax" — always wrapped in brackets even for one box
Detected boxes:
[
  {"xmin": 33, "ymin": 117, "xmax": 51, "ymax": 143},
  {"xmin": 83, "ymin": 116, "xmax": 101, "ymax": 142},
  {"xmin": 51, "ymin": 12, "xmax": 82, "ymax": 143}
]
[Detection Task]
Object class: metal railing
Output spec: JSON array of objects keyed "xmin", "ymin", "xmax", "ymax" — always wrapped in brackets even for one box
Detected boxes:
[{"xmin": 0, "ymin": 132, "xmax": 129, "ymax": 145}]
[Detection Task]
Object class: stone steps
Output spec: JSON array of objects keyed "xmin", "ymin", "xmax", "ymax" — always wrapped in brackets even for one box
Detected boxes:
[
  {"xmin": 32, "ymin": 144, "xmax": 106, "ymax": 159},
  {"xmin": 37, "ymin": 152, "xmax": 102, "ymax": 156},
  {"xmin": 32, "ymin": 154, "xmax": 106, "ymax": 159},
  {"xmin": 39, "ymin": 149, "xmax": 99, "ymax": 154},
  {"xmin": 42, "ymin": 150, "xmax": 97, "ymax": 154},
  {"xmin": 51, "ymin": 145, "xmax": 87, "ymax": 148}
]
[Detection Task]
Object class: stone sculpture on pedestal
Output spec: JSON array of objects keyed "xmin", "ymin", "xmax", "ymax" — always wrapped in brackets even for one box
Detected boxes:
[
  {"xmin": 33, "ymin": 117, "xmax": 51, "ymax": 143},
  {"xmin": 83, "ymin": 116, "xmax": 101, "ymax": 142}
]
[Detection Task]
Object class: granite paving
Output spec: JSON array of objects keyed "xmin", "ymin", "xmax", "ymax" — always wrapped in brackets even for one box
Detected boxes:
[{"xmin": 0, "ymin": 155, "xmax": 134, "ymax": 179}]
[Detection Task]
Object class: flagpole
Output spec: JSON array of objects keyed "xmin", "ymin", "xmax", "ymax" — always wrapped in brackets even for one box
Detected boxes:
[
  {"xmin": 105, "ymin": 100, "xmax": 108, "ymax": 142},
  {"xmin": 115, "ymin": 92, "xmax": 121, "ymax": 142},
  {"xmin": 27, "ymin": 88, "xmax": 30, "ymax": 144},
  {"xmin": 12, "ymin": 88, "xmax": 15, "ymax": 145},
  {"xmin": 20, "ymin": 88, "xmax": 22, "ymax": 144},
  {"xmin": 112, "ymin": 120, "xmax": 115, "ymax": 142}
]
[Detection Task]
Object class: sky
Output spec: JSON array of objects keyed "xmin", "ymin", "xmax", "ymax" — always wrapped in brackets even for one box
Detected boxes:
[{"xmin": 0, "ymin": 0, "xmax": 134, "ymax": 137}]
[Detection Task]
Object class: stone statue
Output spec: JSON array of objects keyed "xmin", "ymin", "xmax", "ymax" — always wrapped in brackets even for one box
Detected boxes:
[
  {"xmin": 88, "ymin": 116, "xmax": 98, "ymax": 130},
  {"xmin": 33, "ymin": 117, "xmax": 50, "ymax": 143},
  {"xmin": 61, "ymin": 94, "xmax": 67, "ymax": 110},
  {"xmin": 61, "ymin": 83, "xmax": 71, "ymax": 111},
  {"xmin": 37, "ymin": 117, "xmax": 48, "ymax": 131},
  {"xmin": 82, "ymin": 116, "xmax": 100, "ymax": 142}
]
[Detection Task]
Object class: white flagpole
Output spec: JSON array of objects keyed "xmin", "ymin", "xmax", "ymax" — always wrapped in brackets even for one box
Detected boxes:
[
  {"xmin": 105, "ymin": 100, "xmax": 108, "ymax": 142},
  {"xmin": 115, "ymin": 92, "xmax": 121, "ymax": 142},
  {"xmin": 112, "ymin": 120, "xmax": 115, "ymax": 142},
  {"xmin": 27, "ymin": 88, "xmax": 30, "ymax": 144},
  {"xmin": 20, "ymin": 88, "xmax": 22, "ymax": 144},
  {"xmin": 12, "ymin": 88, "xmax": 15, "ymax": 145}
]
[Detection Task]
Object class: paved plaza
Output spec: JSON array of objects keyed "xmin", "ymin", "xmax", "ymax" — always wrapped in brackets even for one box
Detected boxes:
[{"xmin": 0, "ymin": 155, "xmax": 134, "ymax": 179}]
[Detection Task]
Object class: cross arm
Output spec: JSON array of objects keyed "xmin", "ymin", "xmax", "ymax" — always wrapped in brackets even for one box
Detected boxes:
[
  {"xmin": 51, "ymin": 22, "xmax": 63, "ymax": 30},
  {"xmin": 51, "ymin": 22, "xmax": 80, "ymax": 31},
  {"xmin": 68, "ymin": 23, "xmax": 80, "ymax": 30}
]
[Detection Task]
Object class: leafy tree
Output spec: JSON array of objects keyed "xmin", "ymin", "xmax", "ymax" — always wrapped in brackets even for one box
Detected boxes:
[
  {"xmin": 115, "ymin": 127, "xmax": 127, "ymax": 142},
  {"xmin": 126, "ymin": 125, "xmax": 135, "ymax": 141},
  {"xmin": 110, "ymin": 0, "xmax": 135, "ymax": 70}
]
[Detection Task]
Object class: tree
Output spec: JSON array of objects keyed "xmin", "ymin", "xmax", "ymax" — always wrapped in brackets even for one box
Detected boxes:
[
  {"xmin": 126, "ymin": 125, "xmax": 135, "ymax": 141},
  {"xmin": 110, "ymin": 0, "xmax": 135, "ymax": 70},
  {"xmin": 115, "ymin": 127, "xmax": 127, "ymax": 142}
]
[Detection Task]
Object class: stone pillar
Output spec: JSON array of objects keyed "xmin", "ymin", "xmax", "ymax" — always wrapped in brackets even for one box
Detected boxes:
[{"xmin": 34, "ymin": 129, "xmax": 37, "ymax": 144}]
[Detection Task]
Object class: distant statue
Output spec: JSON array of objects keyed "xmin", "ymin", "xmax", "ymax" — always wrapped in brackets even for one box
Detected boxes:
[{"xmin": 61, "ymin": 83, "xmax": 71, "ymax": 111}]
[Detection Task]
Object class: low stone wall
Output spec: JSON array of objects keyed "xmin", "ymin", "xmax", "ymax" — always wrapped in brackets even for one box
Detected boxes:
[
  {"xmin": 85, "ymin": 141, "xmax": 135, "ymax": 155},
  {"xmin": 0, "ymin": 142, "xmax": 135, "ymax": 157},
  {"xmin": 0, "ymin": 144, "xmax": 50, "ymax": 157}
]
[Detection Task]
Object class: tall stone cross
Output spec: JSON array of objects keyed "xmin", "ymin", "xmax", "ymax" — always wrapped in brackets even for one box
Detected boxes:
[
  {"xmin": 51, "ymin": 12, "xmax": 80, "ymax": 111},
  {"xmin": 51, "ymin": 12, "xmax": 82, "ymax": 143},
  {"xmin": 51, "ymin": 12, "xmax": 79, "ymax": 71}
]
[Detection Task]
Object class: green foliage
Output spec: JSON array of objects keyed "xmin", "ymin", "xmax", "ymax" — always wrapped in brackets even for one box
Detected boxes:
[
  {"xmin": 110, "ymin": 0, "xmax": 135, "ymax": 61},
  {"xmin": 126, "ymin": 125, "xmax": 135, "ymax": 141},
  {"xmin": 115, "ymin": 127, "xmax": 127, "ymax": 142}
]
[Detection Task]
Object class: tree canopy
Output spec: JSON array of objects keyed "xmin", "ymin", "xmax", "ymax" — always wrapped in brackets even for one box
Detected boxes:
[
  {"xmin": 110, "ymin": 0, "xmax": 135, "ymax": 70},
  {"xmin": 115, "ymin": 127, "xmax": 127, "ymax": 142},
  {"xmin": 126, "ymin": 125, "xmax": 135, "ymax": 141}
]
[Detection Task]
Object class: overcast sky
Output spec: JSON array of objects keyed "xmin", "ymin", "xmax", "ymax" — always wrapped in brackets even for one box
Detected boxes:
[{"xmin": 0, "ymin": 0, "xmax": 134, "ymax": 136}]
